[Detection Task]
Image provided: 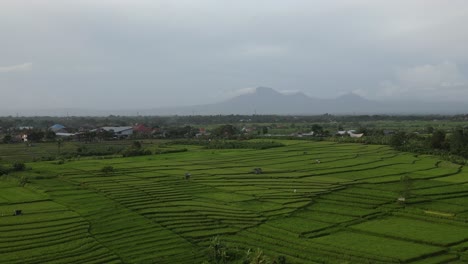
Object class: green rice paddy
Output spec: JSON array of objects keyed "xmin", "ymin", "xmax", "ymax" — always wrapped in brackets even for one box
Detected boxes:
[{"xmin": 1, "ymin": 140, "xmax": 468, "ymax": 263}]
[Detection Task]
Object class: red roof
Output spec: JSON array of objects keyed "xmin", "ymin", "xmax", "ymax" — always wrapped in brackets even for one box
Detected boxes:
[{"xmin": 133, "ymin": 124, "xmax": 152, "ymax": 133}]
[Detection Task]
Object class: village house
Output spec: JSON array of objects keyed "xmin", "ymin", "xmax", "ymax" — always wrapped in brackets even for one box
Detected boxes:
[
  {"xmin": 49, "ymin": 124, "xmax": 68, "ymax": 133},
  {"xmin": 196, "ymin": 128, "xmax": 210, "ymax": 138},
  {"xmin": 336, "ymin": 130, "xmax": 364, "ymax": 138},
  {"xmin": 133, "ymin": 124, "xmax": 153, "ymax": 136},
  {"xmin": 101, "ymin": 126, "xmax": 133, "ymax": 138},
  {"xmin": 49, "ymin": 124, "xmax": 76, "ymax": 138}
]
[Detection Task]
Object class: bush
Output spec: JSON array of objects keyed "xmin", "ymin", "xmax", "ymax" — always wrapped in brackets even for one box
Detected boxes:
[
  {"xmin": 12, "ymin": 162, "xmax": 26, "ymax": 171},
  {"xmin": 0, "ymin": 164, "xmax": 8, "ymax": 175},
  {"xmin": 168, "ymin": 140, "xmax": 284, "ymax": 150},
  {"xmin": 2, "ymin": 135, "xmax": 12, "ymax": 144},
  {"xmin": 156, "ymin": 148, "xmax": 188, "ymax": 154},
  {"xmin": 100, "ymin": 166, "xmax": 114, "ymax": 175},
  {"xmin": 122, "ymin": 149, "xmax": 152, "ymax": 157},
  {"xmin": 19, "ymin": 176, "xmax": 29, "ymax": 187}
]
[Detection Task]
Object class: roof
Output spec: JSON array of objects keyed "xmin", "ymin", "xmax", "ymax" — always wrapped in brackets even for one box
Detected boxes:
[
  {"xmin": 56, "ymin": 132, "xmax": 75, "ymax": 137},
  {"xmin": 50, "ymin": 124, "xmax": 66, "ymax": 132},
  {"xmin": 349, "ymin": 132, "xmax": 364, "ymax": 138},
  {"xmin": 101, "ymin": 126, "xmax": 133, "ymax": 133},
  {"xmin": 50, "ymin": 124, "xmax": 65, "ymax": 129},
  {"xmin": 133, "ymin": 124, "xmax": 152, "ymax": 133}
]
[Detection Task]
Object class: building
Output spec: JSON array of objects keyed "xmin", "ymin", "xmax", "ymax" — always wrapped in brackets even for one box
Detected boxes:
[
  {"xmin": 337, "ymin": 130, "xmax": 364, "ymax": 138},
  {"xmin": 49, "ymin": 124, "xmax": 68, "ymax": 133},
  {"xmin": 133, "ymin": 124, "xmax": 153, "ymax": 135},
  {"xmin": 196, "ymin": 128, "xmax": 211, "ymax": 138},
  {"xmin": 349, "ymin": 132, "xmax": 364, "ymax": 138},
  {"xmin": 101, "ymin": 126, "xmax": 133, "ymax": 138}
]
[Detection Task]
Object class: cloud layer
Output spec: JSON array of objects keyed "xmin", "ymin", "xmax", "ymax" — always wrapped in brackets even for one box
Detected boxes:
[
  {"xmin": 354, "ymin": 62, "xmax": 468, "ymax": 101},
  {"xmin": 0, "ymin": 1, "xmax": 468, "ymax": 110},
  {"xmin": 0, "ymin": 62, "xmax": 32, "ymax": 73}
]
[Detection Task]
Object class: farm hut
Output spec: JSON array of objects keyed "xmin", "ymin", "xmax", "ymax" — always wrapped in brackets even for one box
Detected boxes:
[
  {"xmin": 349, "ymin": 132, "xmax": 364, "ymax": 138},
  {"xmin": 185, "ymin": 172, "xmax": 191, "ymax": 180},
  {"xmin": 13, "ymin": 210, "xmax": 22, "ymax": 216}
]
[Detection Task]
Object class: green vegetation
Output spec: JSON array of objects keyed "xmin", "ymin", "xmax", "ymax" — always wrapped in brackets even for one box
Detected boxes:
[
  {"xmin": 1, "ymin": 140, "xmax": 468, "ymax": 263},
  {"xmin": 169, "ymin": 140, "xmax": 285, "ymax": 150}
]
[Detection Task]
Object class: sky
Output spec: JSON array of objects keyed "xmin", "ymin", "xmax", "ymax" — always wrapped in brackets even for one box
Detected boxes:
[{"xmin": 1, "ymin": 0, "xmax": 468, "ymax": 111}]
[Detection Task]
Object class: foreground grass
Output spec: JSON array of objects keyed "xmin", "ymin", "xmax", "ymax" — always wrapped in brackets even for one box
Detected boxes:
[{"xmin": 1, "ymin": 140, "xmax": 468, "ymax": 263}]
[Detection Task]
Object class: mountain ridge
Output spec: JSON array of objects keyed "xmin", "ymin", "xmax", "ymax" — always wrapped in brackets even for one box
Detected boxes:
[{"xmin": 1, "ymin": 87, "xmax": 468, "ymax": 116}]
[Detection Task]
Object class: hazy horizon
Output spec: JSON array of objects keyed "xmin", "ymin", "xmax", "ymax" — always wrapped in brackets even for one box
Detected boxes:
[{"xmin": 1, "ymin": 1, "xmax": 468, "ymax": 111}]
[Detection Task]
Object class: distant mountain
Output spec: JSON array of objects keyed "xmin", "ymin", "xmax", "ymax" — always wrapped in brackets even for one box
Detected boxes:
[
  {"xmin": 142, "ymin": 87, "xmax": 365, "ymax": 115},
  {"xmin": 147, "ymin": 87, "xmax": 468, "ymax": 115},
  {"xmin": 2, "ymin": 87, "xmax": 468, "ymax": 116}
]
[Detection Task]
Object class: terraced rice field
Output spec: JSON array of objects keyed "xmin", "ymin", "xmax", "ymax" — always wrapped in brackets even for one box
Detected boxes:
[{"xmin": 2, "ymin": 140, "xmax": 468, "ymax": 263}]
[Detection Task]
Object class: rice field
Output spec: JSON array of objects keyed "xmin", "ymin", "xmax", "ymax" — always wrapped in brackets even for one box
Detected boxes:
[{"xmin": 1, "ymin": 140, "xmax": 468, "ymax": 263}]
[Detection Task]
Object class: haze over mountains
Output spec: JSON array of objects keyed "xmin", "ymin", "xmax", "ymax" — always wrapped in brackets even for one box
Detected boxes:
[
  {"xmin": 151, "ymin": 87, "xmax": 468, "ymax": 115},
  {"xmin": 2, "ymin": 87, "xmax": 468, "ymax": 116}
]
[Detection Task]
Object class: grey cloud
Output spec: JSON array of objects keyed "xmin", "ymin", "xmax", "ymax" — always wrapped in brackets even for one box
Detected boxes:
[
  {"xmin": 355, "ymin": 62, "xmax": 468, "ymax": 101},
  {"xmin": 1, "ymin": 1, "xmax": 468, "ymax": 111},
  {"xmin": 0, "ymin": 63, "xmax": 32, "ymax": 73}
]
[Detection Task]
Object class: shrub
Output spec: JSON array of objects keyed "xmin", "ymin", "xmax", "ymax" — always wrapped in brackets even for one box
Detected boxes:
[
  {"xmin": 168, "ymin": 140, "xmax": 284, "ymax": 150},
  {"xmin": 12, "ymin": 162, "xmax": 26, "ymax": 171},
  {"xmin": 19, "ymin": 176, "xmax": 29, "ymax": 187},
  {"xmin": 156, "ymin": 148, "xmax": 188, "ymax": 154},
  {"xmin": 122, "ymin": 149, "xmax": 152, "ymax": 157},
  {"xmin": 207, "ymin": 236, "xmax": 229, "ymax": 264},
  {"xmin": 0, "ymin": 164, "xmax": 8, "ymax": 175},
  {"xmin": 101, "ymin": 166, "xmax": 114, "ymax": 175}
]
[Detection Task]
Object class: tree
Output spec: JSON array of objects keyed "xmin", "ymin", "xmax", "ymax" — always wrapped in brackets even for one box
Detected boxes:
[
  {"xmin": 449, "ymin": 129, "xmax": 468, "ymax": 156},
  {"xmin": 45, "ymin": 131, "xmax": 56, "ymax": 140},
  {"xmin": 12, "ymin": 162, "xmax": 26, "ymax": 172},
  {"xmin": 97, "ymin": 130, "xmax": 114, "ymax": 141},
  {"xmin": 2, "ymin": 134, "xmax": 12, "ymax": 144},
  {"xmin": 27, "ymin": 131, "xmax": 45, "ymax": 142},
  {"xmin": 132, "ymin": 141, "xmax": 142, "ymax": 149},
  {"xmin": 426, "ymin": 126, "xmax": 434, "ymax": 134},
  {"xmin": 82, "ymin": 131, "xmax": 97, "ymax": 142},
  {"xmin": 165, "ymin": 126, "xmax": 196, "ymax": 138},
  {"xmin": 57, "ymin": 138, "xmax": 63, "ymax": 155},
  {"xmin": 430, "ymin": 130, "xmax": 446, "ymax": 149},
  {"xmin": 0, "ymin": 164, "xmax": 8, "ymax": 175},
  {"xmin": 389, "ymin": 132, "xmax": 406, "ymax": 148},
  {"xmin": 212, "ymin": 125, "xmax": 238, "ymax": 138},
  {"xmin": 311, "ymin": 124, "xmax": 323, "ymax": 135}
]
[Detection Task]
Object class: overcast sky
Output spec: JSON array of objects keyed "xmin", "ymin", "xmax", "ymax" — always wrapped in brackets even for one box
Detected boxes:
[{"xmin": 1, "ymin": 0, "xmax": 468, "ymax": 110}]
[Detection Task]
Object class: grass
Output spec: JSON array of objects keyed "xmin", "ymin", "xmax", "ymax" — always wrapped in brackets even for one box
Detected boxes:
[
  {"xmin": 312, "ymin": 231, "xmax": 445, "ymax": 262},
  {"xmin": 1, "ymin": 139, "xmax": 468, "ymax": 263},
  {"xmin": 350, "ymin": 216, "xmax": 468, "ymax": 246}
]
